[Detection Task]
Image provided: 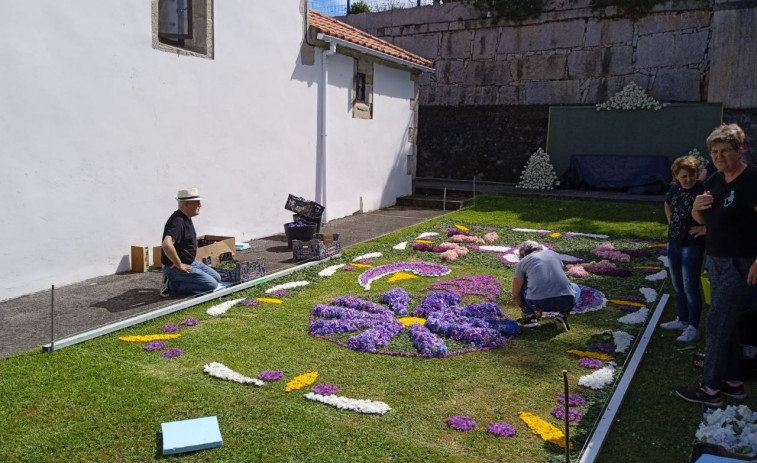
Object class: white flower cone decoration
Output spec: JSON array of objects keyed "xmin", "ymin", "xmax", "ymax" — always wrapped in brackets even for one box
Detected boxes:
[
  {"xmin": 304, "ymin": 392, "xmax": 391, "ymax": 415},
  {"xmin": 595, "ymin": 82, "xmax": 668, "ymax": 111},
  {"xmin": 516, "ymin": 148, "xmax": 559, "ymax": 190}
]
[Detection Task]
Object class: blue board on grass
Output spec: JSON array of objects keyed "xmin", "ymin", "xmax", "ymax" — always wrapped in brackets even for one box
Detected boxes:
[
  {"xmin": 695, "ymin": 455, "xmax": 751, "ymax": 463},
  {"xmin": 161, "ymin": 416, "xmax": 223, "ymax": 455}
]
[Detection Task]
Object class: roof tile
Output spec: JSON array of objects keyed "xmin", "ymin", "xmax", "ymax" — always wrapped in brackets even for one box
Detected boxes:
[{"xmin": 308, "ymin": 10, "xmax": 434, "ymax": 69}]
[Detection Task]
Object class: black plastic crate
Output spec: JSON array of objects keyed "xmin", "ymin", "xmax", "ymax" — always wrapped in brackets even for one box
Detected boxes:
[
  {"xmin": 292, "ymin": 234, "xmax": 342, "ymax": 261},
  {"xmin": 213, "ymin": 261, "xmax": 265, "ymax": 283},
  {"xmin": 284, "ymin": 194, "xmax": 324, "ymax": 218}
]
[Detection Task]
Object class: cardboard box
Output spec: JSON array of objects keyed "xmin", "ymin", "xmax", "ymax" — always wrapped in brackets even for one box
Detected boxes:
[
  {"xmin": 152, "ymin": 246, "xmax": 163, "ymax": 269},
  {"xmin": 131, "ymin": 245, "xmax": 149, "ymax": 273},
  {"xmin": 196, "ymin": 235, "xmax": 235, "ymax": 266}
]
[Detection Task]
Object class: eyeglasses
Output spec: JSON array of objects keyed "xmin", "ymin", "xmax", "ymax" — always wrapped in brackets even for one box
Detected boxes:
[{"xmin": 710, "ymin": 147, "xmax": 737, "ymax": 157}]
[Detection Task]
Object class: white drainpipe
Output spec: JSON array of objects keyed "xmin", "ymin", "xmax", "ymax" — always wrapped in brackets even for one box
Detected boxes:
[{"xmin": 318, "ymin": 39, "xmax": 337, "ymax": 222}]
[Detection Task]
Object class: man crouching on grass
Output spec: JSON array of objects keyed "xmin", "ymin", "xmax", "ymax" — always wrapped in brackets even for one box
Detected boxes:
[{"xmin": 512, "ymin": 240, "xmax": 580, "ymax": 332}]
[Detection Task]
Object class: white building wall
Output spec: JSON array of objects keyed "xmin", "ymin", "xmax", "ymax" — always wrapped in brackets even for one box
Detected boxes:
[
  {"xmin": 322, "ymin": 53, "xmax": 415, "ymax": 219},
  {"xmin": 0, "ymin": 1, "xmax": 418, "ymax": 301}
]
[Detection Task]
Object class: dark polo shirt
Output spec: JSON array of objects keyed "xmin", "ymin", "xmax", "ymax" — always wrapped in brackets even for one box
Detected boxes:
[{"xmin": 161, "ymin": 210, "xmax": 197, "ymax": 266}]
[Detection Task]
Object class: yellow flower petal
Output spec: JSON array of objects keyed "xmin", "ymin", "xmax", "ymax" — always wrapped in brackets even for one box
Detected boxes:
[
  {"xmin": 519, "ymin": 412, "xmax": 571, "ymax": 448},
  {"xmin": 386, "ymin": 272, "xmax": 419, "ymax": 282},
  {"xmin": 635, "ymin": 266, "xmax": 663, "ymax": 270},
  {"xmin": 397, "ymin": 317, "xmax": 426, "ymax": 327},
  {"xmin": 119, "ymin": 334, "xmax": 182, "ymax": 342},
  {"xmin": 607, "ymin": 299, "xmax": 646, "ymax": 307},
  {"xmin": 550, "ymin": 232, "xmax": 561, "ymax": 238},
  {"xmin": 256, "ymin": 297, "xmax": 283, "ymax": 304},
  {"xmin": 350, "ymin": 263, "xmax": 373, "ymax": 268},
  {"xmin": 414, "ymin": 239, "xmax": 434, "ymax": 244},
  {"xmin": 567, "ymin": 349, "xmax": 612, "ymax": 360},
  {"xmin": 285, "ymin": 371, "xmax": 318, "ymax": 392},
  {"xmin": 647, "ymin": 243, "xmax": 667, "ymax": 248},
  {"xmin": 454, "ymin": 224, "xmax": 469, "ymax": 231}
]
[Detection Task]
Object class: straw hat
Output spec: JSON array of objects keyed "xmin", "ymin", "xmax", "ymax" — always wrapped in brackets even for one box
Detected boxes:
[{"xmin": 177, "ymin": 188, "xmax": 202, "ymax": 201}]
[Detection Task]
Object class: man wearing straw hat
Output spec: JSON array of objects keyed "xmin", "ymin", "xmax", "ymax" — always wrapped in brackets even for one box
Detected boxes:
[{"xmin": 160, "ymin": 188, "xmax": 221, "ymax": 297}]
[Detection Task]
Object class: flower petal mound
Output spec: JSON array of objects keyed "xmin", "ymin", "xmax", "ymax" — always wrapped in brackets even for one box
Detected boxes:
[
  {"xmin": 119, "ymin": 334, "xmax": 181, "ymax": 342},
  {"xmin": 446, "ymin": 415, "xmax": 477, "ymax": 431},
  {"xmin": 286, "ymin": 372, "xmax": 318, "ymax": 392},
  {"xmin": 318, "ymin": 264, "xmax": 345, "ymax": 277},
  {"xmin": 304, "ymin": 392, "xmax": 391, "ymax": 415},
  {"xmin": 204, "ymin": 362, "xmax": 265, "ymax": 386},
  {"xmin": 488, "ymin": 422, "xmax": 517, "ymax": 437},
  {"xmin": 265, "ymin": 281, "xmax": 309, "ymax": 293},
  {"xmin": 386, "ymin": 272, "xmax": 418, "ymax": 283},
  {"xmin": 579, "ymin": 364, "xmax": 615, "ymax": 390},
  {"xmin": 408, "ymin": 323, "xmax": 447, "ymax": 357},
  {"xmin": 567, "ymin": 349, "xmax": 612, "ymax": 361},
  {"xmin": 519, "ymin": 412, "xmax": 570, "ymax": 448},
  {"xmin": 206, "ymin": 298, "xmax": 245, "ymax": 316},
  {"xmin": 358, "ymin": 261, "xmax": 450, "ymax": 290}
]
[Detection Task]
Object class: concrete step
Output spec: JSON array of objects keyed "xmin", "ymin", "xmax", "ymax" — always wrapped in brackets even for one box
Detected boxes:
[{"xmin": 395, "ymin": 193, "xmax": 473, "ymax": 210}]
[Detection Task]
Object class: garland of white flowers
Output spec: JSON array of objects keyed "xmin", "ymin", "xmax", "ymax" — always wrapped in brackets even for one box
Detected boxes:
[
  {"xmin": 579, "ymin": 363, "xmax": 616, "ymax": 390},
  {"xmin": 318, "ymin": 264, "xmax": 346, "ymax": 277},
  {"xmin": 203, "ymin": 362, "xmax": 265, "ymax": 386},
  {"xmin": 613, "ymin": 331, "xmax": 633, "ymax": 353},
  {"xmin": 206, "ymin": 298, "xmax": 245, "ymax": 316},
  {"xmin": 596, "ymin": 82, "xmax": 668, "ymax": 111},
  {"xmin": 352, "ymin": 252, "xmax": 382, "ymax": 261},
  {"xmin": 618, "ymin": 307, "xmax": 648, "ymax": 325},
  {"xmin": 516, "ymin": 148, "xmax": 559, "ymax": 190},
  {"xmin": 639, "ymin": 287, "xmax": 658, "ymax": 303},
  {"xmin": 645, "ymin": 269, "xmax": 667, "ymax": 281},
  {"xmin": 695, "ymin": 405, "xmax": 757, "ymax": 457},
  {"xmin": 304, "ymin": 392, "xmax": 392, "ymax": 415},
  {"xmin": 393, "ymin": 241, "xmax": 408, "ymax": 250},
  {"xmin": 265, "ymin": 281, "xmax": 310, "ymax": 293}
]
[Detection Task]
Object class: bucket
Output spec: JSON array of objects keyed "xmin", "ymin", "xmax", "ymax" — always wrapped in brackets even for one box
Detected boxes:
[{"xmin": 284, "ymin": 222, "xmax": 317, "ymax": 249}]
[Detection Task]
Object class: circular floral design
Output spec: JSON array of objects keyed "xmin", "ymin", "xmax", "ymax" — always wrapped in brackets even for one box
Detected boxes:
[{"xmin": 309, "ymin": 290, "xmax": 521, "ymax": 358}]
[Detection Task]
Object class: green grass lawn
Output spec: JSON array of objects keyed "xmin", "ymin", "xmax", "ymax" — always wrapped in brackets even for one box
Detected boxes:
[{"xmin": 2, "ymin": 195, "xmax": 754, "ymax": 462}]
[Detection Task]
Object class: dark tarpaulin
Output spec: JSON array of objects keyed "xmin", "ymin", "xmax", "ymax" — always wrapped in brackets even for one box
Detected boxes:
[{"xmin": 560, "ymin": 155, "xmax": 671, "ymax": 194}]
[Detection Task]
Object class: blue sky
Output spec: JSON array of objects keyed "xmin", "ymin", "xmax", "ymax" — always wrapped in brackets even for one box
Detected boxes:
[{"xmin": 310, "ymin": 0, "xmax": 348, "ymax": 16}]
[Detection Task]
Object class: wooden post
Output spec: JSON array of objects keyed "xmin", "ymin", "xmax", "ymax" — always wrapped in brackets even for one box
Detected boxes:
[
  {"xmin": 443, "ymin": 187, "xmax": 447, "ymax": 212},
  {"xmin": 563, "ymin": 370, "xmax": 570, "ymax": 463}
]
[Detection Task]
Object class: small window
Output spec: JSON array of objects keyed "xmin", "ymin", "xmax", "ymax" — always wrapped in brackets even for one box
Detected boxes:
[
  {"xmin": 159, "ymin": 0, "xmax": 192, "ymax": 43},
  {"xmin": 152, "ymin": 0, "xmax": 214, "ymax": 59},
  {"xmin": 352, "ymin": 59, "xmax": 373, "ymax": 119},
  {"xmin": 356, "ymin": 73, "xmax": 367, "ymax": 102}
]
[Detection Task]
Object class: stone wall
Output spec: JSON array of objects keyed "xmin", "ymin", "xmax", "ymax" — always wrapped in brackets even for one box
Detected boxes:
[{"xmin": 340, "ymin": 0, "xmax": 757, "ymax": 182}]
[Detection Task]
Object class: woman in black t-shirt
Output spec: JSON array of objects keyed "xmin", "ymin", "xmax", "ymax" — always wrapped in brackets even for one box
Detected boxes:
[{"xmin": 675, "ymin": 124, "xmax": 757, "ymax": 407}]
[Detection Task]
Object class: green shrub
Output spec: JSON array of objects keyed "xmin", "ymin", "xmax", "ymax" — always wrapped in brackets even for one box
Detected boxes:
[{"xmin": 348, "ymin": 1, "xmax": 371, "ymax": 14}]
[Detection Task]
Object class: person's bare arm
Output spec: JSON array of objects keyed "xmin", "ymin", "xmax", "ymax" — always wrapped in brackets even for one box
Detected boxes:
[
  {"xmin": 691, "ymin": 191, "xmax": 713, "ymax": 225},
  {"xmin": 664, "ymin": 202, "xmax": 671, "ymax": 223},
  {"xmin": 512, "ymin": 277, "xmax": 525, "ymax": 310}
]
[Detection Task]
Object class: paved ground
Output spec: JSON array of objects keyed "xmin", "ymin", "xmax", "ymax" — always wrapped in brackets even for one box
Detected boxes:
[{"xmin": 0, "ymin": 206, "xmax": 445, "ymax": 358}]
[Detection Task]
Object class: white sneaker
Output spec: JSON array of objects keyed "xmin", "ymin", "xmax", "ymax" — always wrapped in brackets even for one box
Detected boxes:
[
  {"xmin": 676, "ymin": 326, "xmax": 698, "ymax": 342},
  {"xmin": 660, "ymin": 319, "xmax": 687, "ymax": 330}
]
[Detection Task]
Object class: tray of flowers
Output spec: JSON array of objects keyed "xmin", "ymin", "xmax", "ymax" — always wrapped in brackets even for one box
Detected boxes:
[
  {"xmin": 292, "ymin": 233, "xmax": 341, "ymax": 261},
  {"xmin": 212, "ymin": 260, "xmax": 265, "ymax": 283}
]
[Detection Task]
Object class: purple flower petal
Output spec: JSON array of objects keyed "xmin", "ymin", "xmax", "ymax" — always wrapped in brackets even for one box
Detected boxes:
[
  {"xmin": 161, "ymin": 348, "xmax": 184, "ymax": 358},
  {"xmin": 241, "ymin": 299, "xmax": 260, "ymax": 306},
  {"xmin": 487, "ymin": 422, "xmax": 517, "ymax": 437},
  {"xmin": 551, "ymin": 406, "xmax": 583, "ymax": 422},
  {"xmin": 446, "ymin": 415, "xmax": 477, "ymax": 431},
  {"xmin": 312, "ymin": 383, "xmax": 339, "ymax": 396},
  {"xmin": 579, "ymin": 357, "xmax": 604, "ymax": 369},
  {"xmin": 181, "ymin": 318, "xmax": 200, "ymax": 326},
  {"xmin": 258, "ymin": 370, "xmax": 284, "ymax": 382},
  {"xmin": 144, "ymin": 340, "xmax": 166, "ymax": 351},
  {"xmin": 161, "ymin": 324, "xmax": 180, "ymax": 333}
]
